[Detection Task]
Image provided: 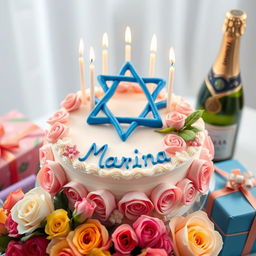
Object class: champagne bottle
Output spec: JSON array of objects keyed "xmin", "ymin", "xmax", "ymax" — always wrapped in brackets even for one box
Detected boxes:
[{"xmin": 196, "ymin": 9, "xmax": 247, "ymax": 161}]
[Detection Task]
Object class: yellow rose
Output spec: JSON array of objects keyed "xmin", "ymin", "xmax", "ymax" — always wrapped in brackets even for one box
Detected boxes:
[
  {"xmin": 88, "ymin": 248, "xmax": 111, "ymax": 256},
  {"xmin": 0, "ymin": 208, "xmax": 7, "ymax": 234},
  {"xmin": 45, "ymin": 209, "xmax": 70, "ymax": 239},
  {"xmin": 169, "ymin": 211, "xmax": 223, "ymax": 256},
  {"xmin": 66, "ymin": 219, "xmax": 111, "ymax": 255}
]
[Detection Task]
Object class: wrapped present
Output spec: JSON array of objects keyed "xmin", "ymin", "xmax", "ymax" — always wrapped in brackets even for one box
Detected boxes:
[
  {"xmin": 205, "ymin": 160, "xmax": 256, "ymax": 256},
  {"xmin": 0, "ymin": 111, "xmax": 44, "ymax": 189}
]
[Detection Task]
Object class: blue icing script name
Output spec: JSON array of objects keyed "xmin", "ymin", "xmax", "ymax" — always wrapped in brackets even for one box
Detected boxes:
[{"xmin": 78, "ymin": 143, "xmax": 171, "ymax": 169}]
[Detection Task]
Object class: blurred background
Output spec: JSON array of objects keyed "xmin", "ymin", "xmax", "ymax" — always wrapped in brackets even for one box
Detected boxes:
[{"xmin": 1, "ymin": 0, "xmax": 256, "ymax": 119}]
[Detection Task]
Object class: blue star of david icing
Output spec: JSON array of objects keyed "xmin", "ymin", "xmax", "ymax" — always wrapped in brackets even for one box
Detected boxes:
[{"xmin": 87, "ymin": 62, "xmax": 166, "ymax": 141}]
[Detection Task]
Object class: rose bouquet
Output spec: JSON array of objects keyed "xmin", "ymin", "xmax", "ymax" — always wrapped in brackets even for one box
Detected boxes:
[{"xmin": 0, "ymin": 186, "xmax": 223, "ymax": 256}]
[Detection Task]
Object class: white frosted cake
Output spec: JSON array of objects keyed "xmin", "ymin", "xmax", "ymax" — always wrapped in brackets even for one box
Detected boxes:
[{"xmin": 38, "ymin": 62, "xmax": 214, "ymax": 223}]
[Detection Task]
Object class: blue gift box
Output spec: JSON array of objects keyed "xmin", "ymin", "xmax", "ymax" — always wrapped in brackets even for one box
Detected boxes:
[{"xmin": 205, "ymin": 160, "xmax": 256, "ymax": 256}]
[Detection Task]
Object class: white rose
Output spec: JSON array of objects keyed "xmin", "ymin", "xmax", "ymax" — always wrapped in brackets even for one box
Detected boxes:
[{"xmin": 11, "ymin": 187, "xmax": 54, "ymax": 234}]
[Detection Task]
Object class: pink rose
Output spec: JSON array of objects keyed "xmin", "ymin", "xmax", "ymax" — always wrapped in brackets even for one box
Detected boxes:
[
  {"xmin": 24, "ymin": 236, "xmax": 49, "ymax": 256},
  {"xmin": 187, "ymin": 159, "xmax": 214, "ymax": 193},
  {"xmin": 203, "ymin": 133, "xmax": 215, "ymax": 160},
  {"xmin": 47, "ymin": 109, "xmax": 69, "ymax": 125},
  {"xmin": 38, "ymin": 160, "xmax": 67, "ymax": 195},
  {"xmin": 74, "ymin": 198, "xmax": 96, "ymax": 223},
  {"xmin": 164, "ymin": 134, "xmax": 186, "ymax": 155},
  {"xmin": 175, "ymin": 101, "xmax": 194, "ymax": 116},
  {"xmin": 169, "ymin": 211, "xmax": 223, "ymax": 256},
  {"xmin": 165, "ymin": 111, "xmax": 186, "ymax": 130},
  {"xmin": 47, "ymin": 122, "xmax": 68, "ymax": 144},
  {"xmin": 61, "ymin": 93, "xmax": 81, "ymax": 112},
  {"xmin": 176, "ymin": 178, "xmax": 197, "ymax": 205},
  {"xmin": 39, "ymin": 144, "xmax": 54, "ymax": 166},
  {"xmin": 150, "ymin": 183, "xmax": 182, "ymax": 215},
  {"xmin": 6, "ymin": 241, "xmax": 24, "ymax": 256},
  {"xmin": 133, "ymin": 215, "xmax": 171, "ymax": 253},
  {"xmin": 87, "ymin": 190, "xmax": 116, "ymax": 221},
  {"xmin": 63, "ymin": 181, "xmax": 88, "ymax": 210},
  {"xmin": 112, "ymin": 224, "xmax": 138, "ymax": 254},
  {"xmin": 138, "ymin": 248, "xmax": 168, "ymax": 256},
  {"xmin": 118, "ymin": 192, "xmax": 154, "ymax": 221},
  {"xmin": 5, "ymin": 214, "xmax": 19, "ymax": 238}
]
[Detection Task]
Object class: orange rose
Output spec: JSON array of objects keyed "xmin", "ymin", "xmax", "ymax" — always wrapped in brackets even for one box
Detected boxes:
[
  {"xmin": 66, "ymin": 219, "xmax": 111, "ymax": 255},
  {"xmin": 169, "ymin": 211, "xmax": 223, "ymax": 256},
  {"xmin": 46, "ymin": 237, "xmax": 82, "ymax": 256},
  {"xmin": 3, "ymin": 189, "xmax": 24, "ymax": 213},
  {"xmin": 0, "ymin": 208, "xmax": 7, "ymax": 234}
]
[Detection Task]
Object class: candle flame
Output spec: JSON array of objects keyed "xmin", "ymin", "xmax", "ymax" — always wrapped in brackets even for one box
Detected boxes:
[
  {"xmin": 102, "ymin": 33, "xmax": 109, "ymax": 48},
  {"xmin": 150, "ymin": 34, "xmax": 157, "ymax": 52},
  {"xmin": 169, "ymin": 47, "xmax": 175, "ymax": 65},
  {"xmin": 89, "ymin": 47, "xmax": 95, "ymax": 63},
  {"xmin": 125, "ymin": 26, "xmax": 132, "ymax": 44},
  {"xmin": 79, "ymin": 38, "xmax": 84, "ymax": 56}
]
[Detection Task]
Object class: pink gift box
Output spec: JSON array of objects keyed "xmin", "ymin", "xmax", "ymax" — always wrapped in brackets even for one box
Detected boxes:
[{"xmin": 0, "ymin": 111, "xmax": 44, "ymax": 190}]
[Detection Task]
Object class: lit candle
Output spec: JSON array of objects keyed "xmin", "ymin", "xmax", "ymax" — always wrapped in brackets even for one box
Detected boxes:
[
  {"xmin": 89, "ymin": 47, "xmax": 95, "ymax": 110},
  {"xmin": 102, "ymin": 32, "xmax": 108, "ymax": 75},
  {"xmin": 79, "ymin": 39, "xmax": 86, "ymax": 105},
  {"xmin": 149, "ymin": 34, "xmax": 157, "ymax": 77},
  {"xmin": 167, "ymin": 47, "xmax": 175, "ymax": 111},
  {"xmin": 125, "ymin": 26, "xmax": 131, "ymax": 61}
]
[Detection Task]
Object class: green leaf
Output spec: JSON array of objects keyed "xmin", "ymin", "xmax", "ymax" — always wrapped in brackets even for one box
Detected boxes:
[
  {"xmin": 20, "ymin": 231, "xmax": 45, "ymax": 242},
  {"xmin": 178, "ymin": 129, "xmax": 196, "ymax": 141},
  {"xmin": 0, "ymin": 234, "xmax": 13, "ymax": 253},
  {"xmin": 186, "ymin": 126, "xmax": 201, "ymax": 133},
  {"xmin": 54, "ymin": 190, "xmax": 69, "ymax": 211},
  {"xmin": 184, "ymin": 110, "xmax": 204, "ymax": 127},
  {"xmin": 155, "ymin": 127, "xmax": 176, "ymax": 134}
]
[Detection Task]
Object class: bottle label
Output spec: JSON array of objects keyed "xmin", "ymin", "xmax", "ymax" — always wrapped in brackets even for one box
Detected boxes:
[
  {"xmin": 205, "ymin": 123, "xmax": 237, "ymax": 160},
  {"xmin": 206, "ymin": 69, "xmax": 241, "ymax": 97}
]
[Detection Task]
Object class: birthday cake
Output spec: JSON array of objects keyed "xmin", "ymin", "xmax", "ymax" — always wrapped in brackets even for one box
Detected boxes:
[{"xmin": 37, "ymin": 61, "xmax": 215, "ymax": 224}]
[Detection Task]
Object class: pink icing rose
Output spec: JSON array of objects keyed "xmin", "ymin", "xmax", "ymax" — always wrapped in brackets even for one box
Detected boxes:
[
  {"xmin": 47, "ymin": 109, "xmax": 69, "ymax": 125},
  {"xmin": 176, "ymin": 178, "xmax": 197, "ymax": 205},
  {"xmin": 5, "ymin": 214, "xmax": 19, "ymax": 238},
  {"xmin": 38, "ymin": 160, "xmax": 67, "ymax": 195},
  {"xmin": 112, "ymin": 224, "xmax": 138, "ymax": 254},
  {"xmin": 203, "ymin": 133, "xmax": 215, "ymax": 160},
  {"xmin": 164, "ymin": 134, "xmax": 186, "ymax": 155},
  {"xmin": 165, "ymin": 111, "xmax": 186, "ymax": 130},
  {"xmin": 24, "ymin": 236, "xmax": 49, "ymax": 256},
  {"xmin": 118, "ymin": 192, "xmax": 154, "ymax": 221},
  {"xmin": 74, "ymin": 198, "xmax": 96, "ymax": 223},
  {"xmin": 87, "ymin": 190, "xmax": 116, "ymax": 221},
  {"xmin": 39, "ymin": 144, "xmax": 54, "ymax": 166},
  {"xmin": 150, "ymin": 183, "xmax": 182, "ymax": 215},
  {"xmin": 186, "ymin": 159, "xmax": 214, "ymax": 194},
  {"xmin": 138, "ymin": 248, "xmax": 168, "ymax": 256},
  {"xmin": 61, "ymin": 93, "xmax": 81, "ymax": 112},
  {"xmin": 47, "ymin": 122, "xmax": 68, "ymax": 144},
  {"xmin": 63, "ymin": 181, "xmax": 88, "ymax": 210},
  {"xmin": 6, "ymin": 241, "xmax": 24, "ymax": 256},
  {"xmin": 175, "ymin": 101, "xmax": 194, "ymax": 116},
  {"xmin": 133, "ymin": 215, "xmax": 171, "ymax": 253}
]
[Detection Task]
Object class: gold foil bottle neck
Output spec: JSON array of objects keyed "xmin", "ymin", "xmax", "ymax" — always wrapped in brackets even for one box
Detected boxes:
[{"xmin": 223, "ymin": 9, "xmax": 247, "ymax": 37}]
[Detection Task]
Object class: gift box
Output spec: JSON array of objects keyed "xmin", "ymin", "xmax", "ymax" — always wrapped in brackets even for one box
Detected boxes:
[
  {"xmin": 0, "ymin": 111, "xmax": 44, "ymax": 189},
  {"xmin": 205, "ymin": 160, "xmax": 256, "ymax": 256}
]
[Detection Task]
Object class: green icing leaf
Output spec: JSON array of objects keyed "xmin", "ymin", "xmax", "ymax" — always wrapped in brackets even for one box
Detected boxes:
[
  {"xmin": 184, "ymin": 110, "xmax": 204, "ymax": 127},
  {"xmin": 155, "ymin": 127, "xmax": 176, "ymax": 134},
  {"xmin": 187, "ymin": 126, "xmax": 201, "ymax": 133},
  {"xmin": 7, "ymin": 118, "xmax": 29, "ymax": 122},
  {"xmin": 178, "ymin": 129, "xmax": 196, "ymax": 141}
]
